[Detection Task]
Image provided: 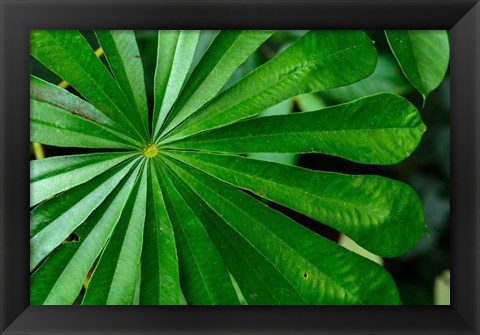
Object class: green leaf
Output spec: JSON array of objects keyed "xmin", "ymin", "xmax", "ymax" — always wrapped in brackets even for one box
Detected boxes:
[
  {"xmin": 30, "ymin": 75, "xmax": 141, "ymax": 148},
  {"xmin": 191, "ymin": 30, "xmax": 220, "ymax": 69},
  {"xmin": 31, "ymin": 99, "xmax": 138, "ymax": 150},
  {"xmin": 385, "ymin": 30, "xmax": 449, "ymax": 103},
  {"xmin": 133, "ymin": 264, "xmax": 142, "ymax": 305},
  {"xmin": 160, "ymin": 30, "xmax": 377, "ymax": 143},
  {"xmin": 83, "ymin": 163, "xmax": 148, "ymax": 305},
  {"xmin": 30, "ymin": 30, "xmax": 148, "ymax": 141},
  {"xmin": 31, "ymin": 152, "xmax": 136, "ymax": 207},
  {"xmin": 31, "ymin": 75, "xmax": 119, "ymax": 130},
  {"xmin": 30, "ymin": 164, "xmax": 142, "ymax": 305},
  {"xmin": 30, "ymin": 158, "xmax": 139, "ymax": 271},
  {"xmin": 323, "ymin": 55, "xmax": 414, "ymax": 103},
  {"xmin": 161, "ymin": 155, "xmax": 401, "ymax": 304},
  {"xmin": 95, "ymin": 30, "xmax": 149, "ymax": 135},
  {"xmin": 338, "ymin": 234, "xmax": 383, "ymax": 266},
  {"xmin": 152, "ymin": 30, "xmax": 200, "ymax": 138},
  {"xmin": 247, "ymin": 98, "xmax": 298, "ymax": 166},
  {"xmin": 164, "ymin": 151, "xmax": 426, "ymax": 257},
  {"xmin": 157, "ymin": 161, "xmax": 240, "ymax": 305},
  {"xmin": 158, "ymin": 30, "xmax": 275, "ymax": 139},
  {"xmin": 229, "ymin": 274, "xmax": 247, "ymax": 305},
  {"xmin": 29, "ymin": 29, "xmax": 430, "ymax": 306},
  {"xmin": 295, "ymin": 93, "xmax": 326, "ymax": 112},
  {"xmin": 433, "ymin": 270, "xmax": 450, "ymax": 305},
  {"xmin": 162, "ymin": 165, "xmax": 305, "ymax": 304},
  {"xmin": 139, "ymin": 161, "xmax": 180, "ymax": 305},
  {"xmin": 163, "ymin": 93, "xmax": 426, "ymax": 165}
]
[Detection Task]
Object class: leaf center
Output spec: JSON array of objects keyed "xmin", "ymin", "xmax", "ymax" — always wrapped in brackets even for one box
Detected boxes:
[{"xmin": 143, "ymin": 143, "xmax": 158, "ymax": 158}]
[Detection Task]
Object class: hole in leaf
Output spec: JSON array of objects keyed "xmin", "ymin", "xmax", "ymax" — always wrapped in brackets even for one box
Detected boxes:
[
  {"xmin": 304, "ymin": 273, "xmax": 308, "ymax": 278},
  {"xmin": 63, "ymin": 233, "xmax": 80, "ymax": 243}
]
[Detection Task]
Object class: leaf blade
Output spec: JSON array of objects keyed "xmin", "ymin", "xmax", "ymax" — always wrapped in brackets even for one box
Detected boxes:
[
  {"xmin": 30, "ymin": 30, "xmax": 148, "ymax": 141},
  {"xmin": 163, "ymin": 93, "xmax": 426, "ymax": 165},
  {"xmin": 161, "ymin": 155, "xmax": 401, "ymax": 304},
  {"xmin": 152, "ymin": 30, "xmax": 200, "ymax": 138},
  {"xmin": 163, "ymin": 164, "xmax": 306, "ymax": 305},
  {"xmin": 31, "ymin": 152, "xmax": 136, "ymax": 207},
  {"xmin": 30, "ymin": 158, "xmax": 139, "ymax": 271},
  {"xmin": 164, "ymin": 151, "xmax": 426, "ymax": 257},
  {"xmin": 95, "ymin": 30, "xmax": 149, "ymax": 136},
  {"xmin": 31, "ymin": 99, "xmax": 138, "ymax": 149},
  {"xmin": 385, "ymin": 30, "xmax": 449, "ymax": 102},
  {"xmin": 323, "ymin": 55, "xmax": 414, "ymax": 103},
  {"xmin": 157, "ymin": 160, "xmax": 240, "ymax": 305},
  {"xmin": 30, "ymin": 164, "xmax": 142, "ymax": 305},
  {"xmin": 158, "ymin": 30, "xmax": 275, "ymax": 139},
  {"xmin": 139, "ymin": 161, "xmax": 181, "ymax": 305},
  {"xmin": 160, "ymin": 30, "xmax": 377, "ymax": 143},
  {"xmin": 31, "ymin": 75, "xmax": 119, "ymax": 131},
  {"xmin": 82, "ymin": 163, "xmax": 148, "ymax": 305},
  {"xmin": 247, "ymin": 98, "xmax": 298, "ymax": 166},
  {"xmin": 30, "ymin": 75, "xmax": 141, "ymax": 148}
]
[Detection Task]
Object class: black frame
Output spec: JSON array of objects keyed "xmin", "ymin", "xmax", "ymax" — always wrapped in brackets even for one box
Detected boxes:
[{"xmin": 1, "ymin": 0, "xmax": 479, "ymax": 334}]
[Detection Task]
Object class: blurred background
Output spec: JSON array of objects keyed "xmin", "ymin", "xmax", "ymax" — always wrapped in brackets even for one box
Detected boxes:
[{"xmin": 31, "ymin": 30, "xmax": 451, "ymax": 305}]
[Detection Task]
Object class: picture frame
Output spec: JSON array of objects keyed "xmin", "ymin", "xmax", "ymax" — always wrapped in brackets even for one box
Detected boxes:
[{"xmin": 1, "ymin": 0, "xmax": 479, "ymax": 333}]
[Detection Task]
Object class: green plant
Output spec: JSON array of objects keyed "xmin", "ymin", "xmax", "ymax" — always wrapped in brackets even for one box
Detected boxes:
[{"xmin": 30, "ymin": 30, "xmax": 449, "ymax": 305}]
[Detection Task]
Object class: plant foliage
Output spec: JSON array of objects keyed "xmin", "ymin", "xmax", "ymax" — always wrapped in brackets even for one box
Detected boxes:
[{"xmin": 30, "ymin": 30, "xmax": 449, "ymax": 305}]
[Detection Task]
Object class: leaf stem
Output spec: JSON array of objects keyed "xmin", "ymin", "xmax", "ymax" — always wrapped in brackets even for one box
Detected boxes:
[{"xmin": 32, "ymin": 142, "xmax": 45, "ymax": 159}]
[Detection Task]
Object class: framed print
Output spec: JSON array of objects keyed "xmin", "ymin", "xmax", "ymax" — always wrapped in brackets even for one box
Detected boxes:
[{"xmin": 1, "ymin": 0, "xmax": 479, "ymax": 334}]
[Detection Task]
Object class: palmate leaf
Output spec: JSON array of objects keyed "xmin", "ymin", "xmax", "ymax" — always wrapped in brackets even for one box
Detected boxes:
[{"xmin": 29, "ymin": 29, "xmax": 439, "ymax": 306}]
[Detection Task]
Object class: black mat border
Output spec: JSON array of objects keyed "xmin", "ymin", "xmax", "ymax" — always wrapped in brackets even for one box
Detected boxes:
[{"xmin": 1, "ymin": 0, "xmax": 479, "ymax": 334}]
